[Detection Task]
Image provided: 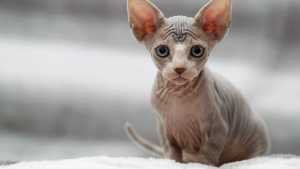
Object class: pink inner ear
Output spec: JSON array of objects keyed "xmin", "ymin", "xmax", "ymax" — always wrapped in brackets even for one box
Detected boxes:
[
  {"xmin": 203, "ymin": 0, "xmax": 231, "ymax": 36},
  {"xmin": 144, "ymin": 19, "xmax": 156, "ymax": 34},
  {"xmin": 128, "ymin": 0, "xmax": 157, "ymax": 39}
]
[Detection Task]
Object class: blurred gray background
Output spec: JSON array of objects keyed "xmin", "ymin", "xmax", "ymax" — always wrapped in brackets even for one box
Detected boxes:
[{"xmin": 0, "ymin": 0, "xmax": 299, "ymax": 161}]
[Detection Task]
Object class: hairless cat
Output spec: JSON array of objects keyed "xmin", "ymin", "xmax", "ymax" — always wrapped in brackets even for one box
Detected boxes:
[{"xmin": 125, "ymin": 0, "xmax": 270, "ymax": 166}]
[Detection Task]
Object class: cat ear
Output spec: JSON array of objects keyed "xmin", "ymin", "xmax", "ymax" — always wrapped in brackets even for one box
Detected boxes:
[
  {"xmin": 194, "ymin": 0, "xmax": 232, "ymax": 43},
  {"xmin": 127, "ymin": 0, "xmax": 165, "ymax": 44}
]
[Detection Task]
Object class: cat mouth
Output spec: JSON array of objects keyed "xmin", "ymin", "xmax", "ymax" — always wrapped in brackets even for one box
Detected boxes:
[{"xmin": 171, "ymin": 76, "xmax": 189, "ymax": 85}]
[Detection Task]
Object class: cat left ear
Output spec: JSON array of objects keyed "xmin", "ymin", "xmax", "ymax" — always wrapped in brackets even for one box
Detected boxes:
[
  {"xmin": 127, "ymin": 0, "xmax": 165, "ymax": 44},
  {"xmin": 194, "ymin": 0, "xmax": 232, "ymax": 43}
]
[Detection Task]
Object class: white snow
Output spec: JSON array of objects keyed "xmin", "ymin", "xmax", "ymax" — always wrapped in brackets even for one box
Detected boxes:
[{"xmin": 1, "ymin": 155, "xmax": 300, "ymax": 169}]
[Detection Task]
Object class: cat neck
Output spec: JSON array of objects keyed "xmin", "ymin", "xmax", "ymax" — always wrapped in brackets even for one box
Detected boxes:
[{"xmin": 155, "ymin": 67, "xmax": 206, "ymax": 98}]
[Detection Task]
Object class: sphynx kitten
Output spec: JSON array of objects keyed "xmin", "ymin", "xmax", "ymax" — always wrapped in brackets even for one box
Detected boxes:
[{"xmin": 125, "ymin": 0, "xmax": 270, "ymax": 166}]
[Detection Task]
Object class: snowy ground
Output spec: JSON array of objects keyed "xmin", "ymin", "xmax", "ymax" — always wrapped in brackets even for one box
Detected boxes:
[{"xmin": 1, "ymin": 155, "xmax": 300, "ymax": 169}]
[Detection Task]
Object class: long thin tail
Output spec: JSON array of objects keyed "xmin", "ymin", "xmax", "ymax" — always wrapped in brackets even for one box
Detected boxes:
[{"xmin": 125, "ymin": 122, "xmax": 163, "ymax": 157}]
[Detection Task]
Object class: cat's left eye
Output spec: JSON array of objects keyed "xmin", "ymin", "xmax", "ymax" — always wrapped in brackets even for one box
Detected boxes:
[{"xmin": 191, "ymin": 46, "xmax": 204, "ymax": 57}]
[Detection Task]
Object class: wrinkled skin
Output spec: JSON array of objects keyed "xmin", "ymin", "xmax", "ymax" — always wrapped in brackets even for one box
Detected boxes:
[{"xmin": 125, "ymin": 0, "xmax": 270, "ymax": 166}]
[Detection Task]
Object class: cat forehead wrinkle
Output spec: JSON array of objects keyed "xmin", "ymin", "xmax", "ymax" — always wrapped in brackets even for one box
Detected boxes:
[
  {"xmin": 162, "ymin": 16, "xmax": 199, "ymax": 43},
  {"xmin": 167, "ymin": 36, "xmax": 170, "ymax": 45}
]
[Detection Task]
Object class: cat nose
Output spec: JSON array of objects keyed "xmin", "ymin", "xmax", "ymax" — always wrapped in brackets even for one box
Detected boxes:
[{"xmin": 174, "ymin": 68, "xmax": 186, "ymax": 75}]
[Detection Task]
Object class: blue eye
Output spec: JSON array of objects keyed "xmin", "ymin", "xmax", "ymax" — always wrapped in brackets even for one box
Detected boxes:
[
  {"xmin": 156, "ymin": 46, "xmax": 169, "ymax": 57},
  {"xmin": 191, "ymin": 46, "xmax": 204, "ymax": 57}
]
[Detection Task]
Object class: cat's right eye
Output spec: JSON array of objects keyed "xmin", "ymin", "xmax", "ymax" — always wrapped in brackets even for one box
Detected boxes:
[{"xmin": 156, "ymin": 46, "xmax": 169, "ymax": 57}]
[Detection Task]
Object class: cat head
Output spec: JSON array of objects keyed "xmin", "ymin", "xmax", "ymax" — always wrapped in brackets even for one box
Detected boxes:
[{"xmin": 127, "ymin": 0, "xmax": 232, "ymax": 85}]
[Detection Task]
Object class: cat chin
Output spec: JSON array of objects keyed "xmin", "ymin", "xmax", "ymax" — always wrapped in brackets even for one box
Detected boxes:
[{"xmin": 170, "ymin": 76, "xmax": 190, "ymax": 85}]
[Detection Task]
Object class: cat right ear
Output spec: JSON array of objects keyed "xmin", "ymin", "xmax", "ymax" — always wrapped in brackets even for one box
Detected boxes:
[{"xmin": 127, "ymin": 0, "xmax": 165, "ymax": 44}]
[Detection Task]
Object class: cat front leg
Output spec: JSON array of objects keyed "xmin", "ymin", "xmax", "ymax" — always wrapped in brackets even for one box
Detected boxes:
[
  {"xmin": 197, "ymin": 112, "xmax": 228, "ymax": 166},
  {"xmin": 158, "ymin": 120, "xmax": 183, "ymax": 163},
  {"xmin": 197, "ymin": 140, "xmax": 225, "ymax": 166},
  {"xmin": 164, "ymin": 136, "xmax": 183, "ymax": 163}
]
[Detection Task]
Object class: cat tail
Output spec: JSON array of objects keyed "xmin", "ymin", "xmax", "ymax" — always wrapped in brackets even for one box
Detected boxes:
[{"xmin": 125, "ymin": 122, "xmax": 164, "ymax": 157}]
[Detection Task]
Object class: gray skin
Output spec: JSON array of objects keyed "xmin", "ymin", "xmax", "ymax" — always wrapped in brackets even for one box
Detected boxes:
[{"xmin": 125, "ymin": 0, "xmax": 270, "ymax": 166}]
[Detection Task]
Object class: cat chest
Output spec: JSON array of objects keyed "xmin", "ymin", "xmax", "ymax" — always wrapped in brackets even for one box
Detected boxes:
[
  {"xmin": 165, "ymin": 117, "xmax": 203, "ymax": 153},
  {"xmin": 153, "ymin": 94, "xmax": 206, "ymax": 152},
  {"xmin": 153, "ymin": 93, "xmax": 206, "ymax": 122}
]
